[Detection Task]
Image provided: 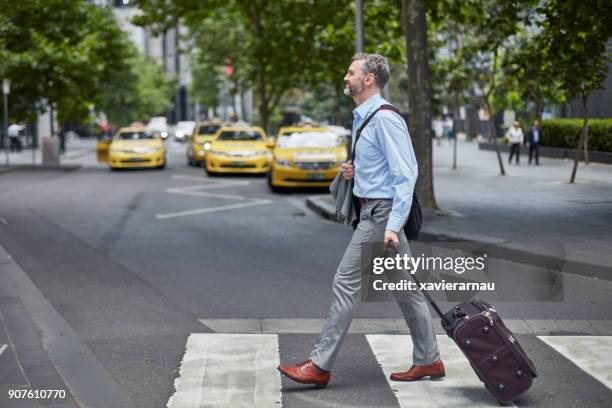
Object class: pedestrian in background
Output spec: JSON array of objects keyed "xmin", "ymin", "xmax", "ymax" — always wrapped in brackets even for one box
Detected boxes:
[
  {"xmin": 527, "ymin": 120, "xmax": 542, "ymax": 165},
  {"xmin": 8, "ymin": 123, "xmax": 24, "ymax": 152},
  {"xmin": 443, "ymin": 114, "xmax": 455, "ymax": 145},
  {"xmin": 58, "ymin": 124, "xmax": 66, "ymax": 155},
  {"xmin": 506, "ymin": 121, "xmax": 524, "ymax": 164},
  {"xmin": 433, "ymin": 116, "xmax": 444, "ymax": 146}
]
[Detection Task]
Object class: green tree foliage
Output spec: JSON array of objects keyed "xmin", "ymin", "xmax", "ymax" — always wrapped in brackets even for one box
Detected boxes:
[
  {"xmin": 536, "ymin": 0, "xmax": 612, "ymax": 182},
  {"xmin": 136, "ymin": 0, "xmax": 406, "ymax": 130},
  {"xmin": 501, "ymin": 33, "xmax": 565, "ymax": 121},
  {"xmin": 0, "ymin": 0, "xmax": 174, "ymax": 126}
]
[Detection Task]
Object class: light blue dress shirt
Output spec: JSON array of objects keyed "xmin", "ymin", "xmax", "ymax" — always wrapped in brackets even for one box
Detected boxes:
[{"xmin": 351, "ymin": 93, "xmax": 418, "ymax": 233}]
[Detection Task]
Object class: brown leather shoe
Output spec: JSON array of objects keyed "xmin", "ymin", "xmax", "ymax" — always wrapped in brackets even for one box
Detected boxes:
[
  {"xmin": 277, "ymin": 359, "xmax": 331, "ymax": 388},
  {"xmin": 390, "ymin": 360, "xmax": 445, "ymax": 381}
]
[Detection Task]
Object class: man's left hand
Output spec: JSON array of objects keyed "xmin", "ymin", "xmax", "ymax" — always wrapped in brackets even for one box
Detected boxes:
[{"xmin": 384, "ymin": 229, "xmax": 399, "ymax": 250}]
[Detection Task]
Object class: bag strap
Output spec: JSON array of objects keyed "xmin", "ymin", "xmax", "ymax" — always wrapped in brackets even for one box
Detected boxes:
[{"xmin": 350, "ymin": 104, "xmax": 398, "ymax": 163}]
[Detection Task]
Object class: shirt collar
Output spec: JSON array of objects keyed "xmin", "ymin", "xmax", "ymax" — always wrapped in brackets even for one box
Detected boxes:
[{"xmin": 353, "ymin": 93, "xmax": 384, "ymax": 121}]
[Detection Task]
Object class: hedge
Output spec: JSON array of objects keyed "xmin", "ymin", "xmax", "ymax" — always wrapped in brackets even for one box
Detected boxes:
[{"xmin": 541, "ymin": 119, "xmax": 612, "ymax": 153}]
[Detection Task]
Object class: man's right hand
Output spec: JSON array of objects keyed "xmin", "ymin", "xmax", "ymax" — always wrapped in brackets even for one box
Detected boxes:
[{"xmin": 340, "ymin": 161, "xmax": 354, "ymax": 180}]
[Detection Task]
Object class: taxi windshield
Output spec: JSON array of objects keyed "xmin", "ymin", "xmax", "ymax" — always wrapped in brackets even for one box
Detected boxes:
[
  {"xmin": 199, "ymin": 125, "xmax": 221, "ymax": 135},
  {"xmin": 217, "ymin": 131, "xmax": 263, "ymax": 142},
  {"xmin": 277, "ymin": 131, "xmax": 340, "ymax": 148},
  {"xmin": 116, "ymin": 131, "xmax": 156, "ymax": 140}
]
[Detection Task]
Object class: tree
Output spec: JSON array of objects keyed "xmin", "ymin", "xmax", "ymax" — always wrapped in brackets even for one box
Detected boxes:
[
  {"xmin": 136, "ymin": 0, "xmax": 355, "ymax": 131},
  {"xmin": 502, "ymin": 34, "xmax": 565, "ymax": 122},
  {"xmin": 402, "ymin": 0, "xmax": 437, "ymax": 208},
  {"xmin": 0, "ymin": 0, "xmax": 173, "ymax": 127},
  {"xmin": 537, "ymin": 0, "xmax": 612, "ymax": 183}
]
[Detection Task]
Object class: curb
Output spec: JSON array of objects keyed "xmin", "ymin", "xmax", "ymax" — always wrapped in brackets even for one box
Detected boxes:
[
  {"xmin": 0, "ymin": 164, "xmax": 82, "ymax": 175},
  {"xmin": 0, "ymin": 243, "xmax": 136, "ymax": 408},
  {"xmin": 305, "ymin": 195, "xmax": 612, "ymax": 282}
]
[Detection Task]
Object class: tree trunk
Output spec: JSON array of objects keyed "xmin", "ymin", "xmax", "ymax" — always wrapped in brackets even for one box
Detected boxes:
[
  {"xmin": 583, "ymin": 126, "xmax": 590, "ymax": 164},
  {"xmin": 484, "ymin": 98, "xmax": 506, "ymax": 176},
  {"xmin": 402, "ymin": 0, "xmax": 437, "ymax": 209},
  {"xmin": 570, "ymin": 93, "xmax": 589, "ymax": 183}
]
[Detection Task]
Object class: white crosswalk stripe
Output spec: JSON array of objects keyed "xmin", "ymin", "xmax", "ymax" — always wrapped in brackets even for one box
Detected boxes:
[
  {"xmin": 168, "ymin": 333, "xmax": 612, "ymax": 407},
  {"xmin": 0, "ymin": 344, "xmax": 7, "ymax": 356},
  {"xmin": 167, "ymin": 334, "xmax": 282, "ymax": 408},
  {"xmin": 367, "ymin": 335, "xmax": 515, "ymax": 407},
  {"xmin": 538, "ymin": 335, "xmax": 612, "ymax": 390}
]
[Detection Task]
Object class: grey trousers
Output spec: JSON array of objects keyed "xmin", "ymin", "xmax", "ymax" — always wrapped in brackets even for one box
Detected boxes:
[{"xmin": 310, "ymin": 199, "xmax": 440, "ymax": 371}]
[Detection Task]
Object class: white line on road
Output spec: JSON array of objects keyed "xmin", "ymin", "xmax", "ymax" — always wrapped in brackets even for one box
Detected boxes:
[
  {"xmin": 167, "ymin": 334, "xmax": 282, "ymax": 408},
  {"xmin": 171, "ymin": 174, "xmax": 251, "ymax": 187},
  {"xmin": 166, "ymin": 186, "xmax": 246, "ymax": 201},
  {"xmin": 0, "ymin": 344, "xmax": 7, "ymax": 356},
  {"xmin": 159, "ymin": 174, "xmax": 271, "ymax": 219},
  {"xmin": 198, "ymin": 318, "xmax": 612, "ymax": 335},
  {"xmin": 538, "ymin": 335, "xmax": 612, "ymax": 390},
  {"xmin": 157, "ymin": 200, "xmax": 272, "ymax": 220},
  {"xmin": 366, "ymin": 335, "xmax": 515, "ymax": 408}
]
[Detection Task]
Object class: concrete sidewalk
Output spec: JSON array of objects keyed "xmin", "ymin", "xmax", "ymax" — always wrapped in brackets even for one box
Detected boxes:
[
  {"xmin": 0, "ymin": 243, "xmax": 136, "ymax": 408},
  {"xmin": 0, "ymin": 136, "xmax": 95, "ymax": 173},
  {"xmin": 306, "ymin": 140, "xmax": 612, "ymax": 280}
]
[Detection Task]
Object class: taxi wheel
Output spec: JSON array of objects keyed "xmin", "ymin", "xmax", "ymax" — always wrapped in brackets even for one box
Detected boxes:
[
  {"xmin": 187, "ymin": 156, "xmax": 194, "ymax": 166},
  {"xmin": 158, "ymin": 159, "xmax": 166, "ymax": 170},
  {"xmin": 267, "ymin": 171, "xmax": 281, "ymax": 193}
]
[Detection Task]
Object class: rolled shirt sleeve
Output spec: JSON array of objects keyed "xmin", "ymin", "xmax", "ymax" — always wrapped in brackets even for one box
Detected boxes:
[{"xmin": 375, "ymin": 113, "xmax": 419, "ymax": 233}]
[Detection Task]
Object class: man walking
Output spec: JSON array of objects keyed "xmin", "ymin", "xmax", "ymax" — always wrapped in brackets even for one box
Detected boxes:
[
  {"xmin": 506, "ymin": 121, "xmax": 524, "ymax": 164},
  {"xmin": 277, "ymin": 53, "xmax": 444, "ymax": 388},
  {"xmin": 527, "ymin": 120, "xmax": 542, "ymax": 165},
  {"xmin": 8, "ymin": 123, "xmax": 24, "ymax": 153}
]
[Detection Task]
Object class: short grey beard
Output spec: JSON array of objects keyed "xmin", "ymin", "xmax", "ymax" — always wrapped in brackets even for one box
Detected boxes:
[{"xmin": 343, "ymin": 80, "xmax": 364, "ymax": 97}]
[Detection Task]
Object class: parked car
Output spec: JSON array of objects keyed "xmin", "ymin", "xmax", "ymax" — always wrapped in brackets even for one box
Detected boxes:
[
  {"xmin": 173, "ymin": 121, "xmax": 195, "ymax": 142},
  {"xmin": 205, "ymin": 126, "xmax": 273, "ymax": 175},
  {"xmin": 268, "ymin": 126, "xmax": 347, "ymax": 190},
  {"xmin": 147, "ymin": 116, "xmax": 169, "ymax": 140},
  {"xmin": 187, "ymin": 120, "xmax": 226, "ymax": 166},
  {"xmin": 96, "ymin": 126, "xmax": 166, "ymax": 170}
]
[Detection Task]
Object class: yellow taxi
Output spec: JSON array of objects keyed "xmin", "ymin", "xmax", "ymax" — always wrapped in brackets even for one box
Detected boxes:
[
  {"xmin": 187, "ymin": 120, "xmax": 226, "ymax": 166},
  {"xmin": 205, "ymin": 126, "xmax": 273, "ymax": 174},
  {"xmin": 103, "ymin": 127, "xmax": 166, "ymax": 170},
  {"xmin": 268, "ymin": 126, "xmax": 347, "ymax": 190}
]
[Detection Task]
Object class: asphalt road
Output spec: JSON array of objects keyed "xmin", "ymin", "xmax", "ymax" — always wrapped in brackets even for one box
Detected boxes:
[{"xmin": 0, "ymin": 141, "xmax": 611, "ymax": 408}]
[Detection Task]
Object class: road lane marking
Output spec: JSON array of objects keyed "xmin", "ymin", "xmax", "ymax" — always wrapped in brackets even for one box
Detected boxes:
[
  {"xmin": 167, "ymin": 185, "xmax": 247, "ymax": 201},
  {"xmin": 159, "ymin": 175, "xmax": 271, "ymax": 219},
  {"xmin": 157, "ymin": 200, "xmax": 271, "ymax": 220},
  {"xmin": 538, "ymin": 335, "xmax": 612, "ymax": 389},
  {"xmin": 198, "ymin": 318, "xmax": 400, "ymax": 334},
  {"xmin": 167, "ymin": 334, "xmax": 282, "ymax": 408},
  {"xmin": 367, "ymin": 335, "xmax": 516, "ymax": 407},
  {"xmin": 198, "ymin": 318, "xmax": 612, "ymax": 335},
  {"xmin": 0, "ymin": 344, "xmax": 7, "ymax": 356},
  {"xmin": 171, "ymin": 174, "xmax": 251, "ymax": 187}
]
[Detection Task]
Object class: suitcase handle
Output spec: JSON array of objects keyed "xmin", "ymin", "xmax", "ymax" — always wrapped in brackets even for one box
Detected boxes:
[{"xmin": 384, "ymin": 245, "xmax": 451, "ymax": 327}]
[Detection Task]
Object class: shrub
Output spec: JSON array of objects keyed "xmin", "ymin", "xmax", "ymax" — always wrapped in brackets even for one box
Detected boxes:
[{"xmin": 541, "ymin": 119, "xmax": 612, "ymax": 152}]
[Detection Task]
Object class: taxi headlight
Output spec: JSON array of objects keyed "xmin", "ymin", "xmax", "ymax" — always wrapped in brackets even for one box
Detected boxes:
[
  {"xmin": 203, "ymin": 142, "xmax": 212, "ymax": 150},
  {"xmin": 275, "ymin": 158, "xmax": 292, "ymax": 167}
]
